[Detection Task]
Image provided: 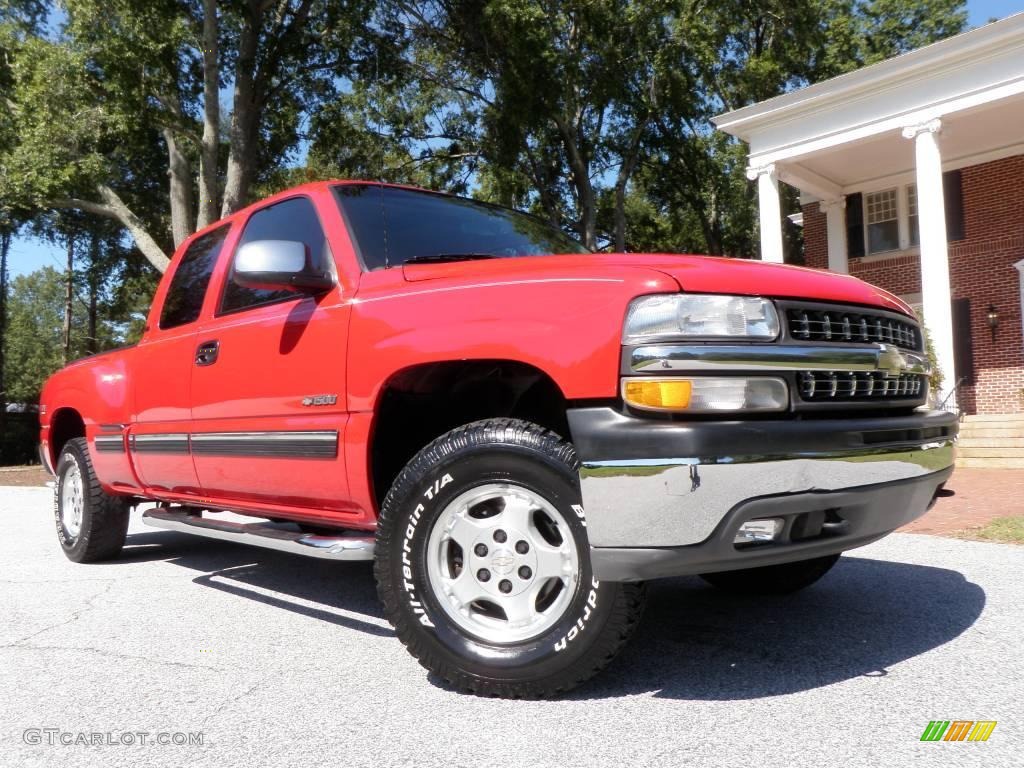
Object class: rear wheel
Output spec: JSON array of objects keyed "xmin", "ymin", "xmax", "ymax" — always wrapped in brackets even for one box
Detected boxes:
[
  {"xmin": 700, "ymin": 554, "xmax": 840, "ymax": 595},
  {"xmin": 54, "ymin": 438, "xmax": 130, "ymax": 563},
  {"xmin": 375, "ymin": 418, "xmax": 645, "ymax": 698}
]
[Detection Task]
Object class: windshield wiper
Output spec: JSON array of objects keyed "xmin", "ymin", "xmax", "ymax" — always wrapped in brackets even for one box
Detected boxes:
[{"xmin": 403, "ymin": 253, "xmax": 499, "ymax": 264}]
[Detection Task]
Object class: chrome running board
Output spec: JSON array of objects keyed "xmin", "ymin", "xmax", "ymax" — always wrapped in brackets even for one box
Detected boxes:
[{"xmin": 142, "ymin": 507, "xmax": 375, "ymax": 561}]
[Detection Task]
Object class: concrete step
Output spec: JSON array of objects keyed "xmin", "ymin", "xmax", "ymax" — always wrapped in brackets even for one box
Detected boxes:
[
  {"xmin": 958, "ymin": 446, "xmax": 1024, "ymax": 458},
  {"xmin": 962, "ymin": 413, "xmax": 1024, "ymax": 422},
  {"xmin": 956, "ymin": 456, "xmax": 1024, "ymax": 469},
  {"xmin": 957, "ymin": 437, "xmax": 1024, "ymax": 448},
  {"xmin": 958, "ymin": 427, "xmax": 1024, "ymax": 439}
]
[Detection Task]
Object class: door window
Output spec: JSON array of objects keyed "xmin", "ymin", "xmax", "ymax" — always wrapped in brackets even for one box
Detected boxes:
[
  {"xmin": 159, "ymin": 225, "xmax": 231, "ymax": 329},
  {"xmin": 220, "ymin": 197, "xmax": 330, "ymax": 314}
]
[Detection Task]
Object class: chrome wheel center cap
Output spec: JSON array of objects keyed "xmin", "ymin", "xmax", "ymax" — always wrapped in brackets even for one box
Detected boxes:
[{"xmin": 490, "ymin": 549, "xmax": 515, "ymax": 575}]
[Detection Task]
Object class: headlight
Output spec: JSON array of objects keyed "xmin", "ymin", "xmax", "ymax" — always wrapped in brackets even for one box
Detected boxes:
[{"xmin": 623, "ymin": 294, "xmax": 779, "ymax": 343}]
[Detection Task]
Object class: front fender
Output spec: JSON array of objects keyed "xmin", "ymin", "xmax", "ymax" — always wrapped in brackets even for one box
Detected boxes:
[{"xmin": 346, "ymin": 265, "xmax": 679, "ymax": 412}]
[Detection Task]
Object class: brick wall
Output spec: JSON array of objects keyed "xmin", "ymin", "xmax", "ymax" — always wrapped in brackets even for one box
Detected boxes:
[
  {"xmin": 801, "ymin": 154, "xmax": 1024, "ymax": 414},
  {"xmin": 802, "ymin": 204, "xmax": 828, "ymax": 270}
]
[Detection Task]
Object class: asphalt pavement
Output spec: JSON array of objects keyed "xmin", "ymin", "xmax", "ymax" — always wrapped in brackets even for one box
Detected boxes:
[{"xmin": 1, "ymin": 485, "xmax": 1020, "ymax": 767}]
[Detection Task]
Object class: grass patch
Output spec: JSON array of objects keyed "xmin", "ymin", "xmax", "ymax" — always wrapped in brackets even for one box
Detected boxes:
[
  {"xmin": 954, "ymin": 515, "xmax": 1024, "ymax": 544},
  {"xmin": 581, "ymin": 464, "xmax": 670, "ymax": 478}
]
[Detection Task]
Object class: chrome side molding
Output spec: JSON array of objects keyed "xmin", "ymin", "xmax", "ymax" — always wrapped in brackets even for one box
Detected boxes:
[{"xmin": 142, "ymin": 508, "xmax": 374, "ymax": 561}]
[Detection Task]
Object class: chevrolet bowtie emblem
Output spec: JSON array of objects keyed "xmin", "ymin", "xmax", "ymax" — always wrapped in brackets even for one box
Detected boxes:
[{"xmin": 876, "ymin": 344, "xmax": 909, "ymax": 378}]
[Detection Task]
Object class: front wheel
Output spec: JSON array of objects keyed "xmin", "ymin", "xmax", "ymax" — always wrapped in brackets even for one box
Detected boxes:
[
  {"xmin": 375, "ymin": 419, "xmax": 645, "ymax": 698},
  {"xmin": 700, "ymin": 554, "xmax": 840, "ymax": 595}
]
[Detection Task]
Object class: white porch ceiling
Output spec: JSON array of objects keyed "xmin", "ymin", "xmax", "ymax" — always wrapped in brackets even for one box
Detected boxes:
[{"xmin": 783, "ymin": 93, "xmax": 1024, "ymax": 193}]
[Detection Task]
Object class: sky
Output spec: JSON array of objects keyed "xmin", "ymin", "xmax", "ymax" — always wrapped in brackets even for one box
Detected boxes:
[{"xmin": 5, "ymin": 0, "xmax": 1023, "ymax": 280}]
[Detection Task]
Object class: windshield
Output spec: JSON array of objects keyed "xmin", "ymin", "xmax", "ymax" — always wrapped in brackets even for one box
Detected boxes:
[{"xmin": 333, "ymin": 184, "xmax": 589, "ymax": 270}]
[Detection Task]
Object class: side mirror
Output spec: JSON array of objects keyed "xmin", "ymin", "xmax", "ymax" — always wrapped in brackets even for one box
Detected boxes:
[{"xmin": 233, "ymin": 240, "xmax": 334, "ymax": 293}]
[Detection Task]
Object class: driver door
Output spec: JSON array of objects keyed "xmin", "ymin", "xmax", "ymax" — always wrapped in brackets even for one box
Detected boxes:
[{"xmin": 189, "ymin": 195, "xmax": 352, "ymax": 515}]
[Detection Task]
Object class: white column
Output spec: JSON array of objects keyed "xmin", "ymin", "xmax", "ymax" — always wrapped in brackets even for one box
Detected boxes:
[
  {"xmin": 902, "ymin": 119, "xmax": 957, "ymax": 408},
  {"xmin": 747, "ymin": 164, "xmax": 784, "ymax": 263},
  {"xmin": 820, "ymin": 198, "xmax": 848, "ymax": 274}
]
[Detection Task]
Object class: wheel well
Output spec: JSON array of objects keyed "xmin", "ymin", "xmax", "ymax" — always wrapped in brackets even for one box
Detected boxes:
[
  {"xmin": 370, "ymin": 360, "xmax": 570, "ymax": 509},
  {"xmin": 49, "ymin": 408, "xmax": 85, "ymax": 465}
]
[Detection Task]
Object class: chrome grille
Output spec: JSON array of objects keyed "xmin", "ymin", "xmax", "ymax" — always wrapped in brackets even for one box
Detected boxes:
[
  {"xmin": 798, "ymin": 371, "xmax": 926, "ymax": 402},
  {"xmin": 786, "ymin": 307, "xmax": 920, "ymax": 352}
]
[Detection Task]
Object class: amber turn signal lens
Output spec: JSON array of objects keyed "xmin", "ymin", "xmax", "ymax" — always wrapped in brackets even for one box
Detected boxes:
[
  {"xmin": 622, "ymin": 376, "xmax": 789, "ymax": 413},
  {"xmin": 622, "ymin": 379, "xmax": 693, "ymax": 410}
]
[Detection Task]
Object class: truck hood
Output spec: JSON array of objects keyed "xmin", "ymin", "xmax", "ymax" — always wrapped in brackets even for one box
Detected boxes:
[{"xmin": 401, "ymin": 253, "xmax": 915, "ymax": 317}]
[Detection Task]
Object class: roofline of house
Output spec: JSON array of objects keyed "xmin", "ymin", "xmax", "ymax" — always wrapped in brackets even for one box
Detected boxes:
[{"xmin": 712, "ymin": 12, "xmax": 1024, "ymax": 140}]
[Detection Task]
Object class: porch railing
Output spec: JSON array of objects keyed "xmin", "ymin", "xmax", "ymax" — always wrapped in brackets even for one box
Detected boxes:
[{"xmin": 937, "ymin": 376, "xmax": 968, "ymax": 422}]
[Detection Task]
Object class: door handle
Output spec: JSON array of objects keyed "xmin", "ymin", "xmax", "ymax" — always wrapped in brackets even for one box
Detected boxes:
[{"xmin": 195, "ymin": 340, "xmax": 220, "ymax": 366}]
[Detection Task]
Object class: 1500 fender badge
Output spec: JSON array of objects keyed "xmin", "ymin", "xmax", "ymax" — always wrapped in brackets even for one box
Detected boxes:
[{"xmin": 301, "ymin": 394, "xmax": 338, "ymax": 407}]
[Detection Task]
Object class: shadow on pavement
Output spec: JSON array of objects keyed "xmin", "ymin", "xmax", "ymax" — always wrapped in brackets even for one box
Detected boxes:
[
  {"xmin": 126, "ymin": 530, "xmax": 984, "ymax": 700},
  {"xmin": 577, "ymin": 556, "xmax": 985, "ymax": 700},
  {"xmin": 123, "ymin": 530, "xmax": 387, "ymax": 637}
]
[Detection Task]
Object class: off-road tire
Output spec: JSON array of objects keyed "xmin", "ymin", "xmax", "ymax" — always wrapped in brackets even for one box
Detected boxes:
[
  {"xmin": 54, "ymin": 438, "xmax": 131, "ymax": 563},
  {"xmin": 375, "ymin": 418, "xmax": 645, "ymax": 698},
  {"xmin": 700, "ymin": 554, "xmax": 841, "ymax": 595}
]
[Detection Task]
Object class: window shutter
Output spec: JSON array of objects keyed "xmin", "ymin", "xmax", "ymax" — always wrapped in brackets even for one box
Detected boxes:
[
  {"xmin": 943, "ymin": 170, "xmax": 965, "ymax": 242},
  {"xmin": 951, "ymin": 297, "xmax": 974, "ymax": 386},
  {"xmin": 845, "ymin": 192, "xmax": 865, "ymax": 259}
]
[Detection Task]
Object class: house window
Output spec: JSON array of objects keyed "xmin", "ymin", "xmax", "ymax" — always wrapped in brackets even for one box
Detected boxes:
[
  {"xmin": 865, "ymin": 188, "xmax": 900, "ymax": 254},
  {"xmin": 846, "ymin": 172, "xmax": 963, "ymax": 261},
  {"xmin": 907, "ymin": 185, "xmax": 919, "ymax": 247}
]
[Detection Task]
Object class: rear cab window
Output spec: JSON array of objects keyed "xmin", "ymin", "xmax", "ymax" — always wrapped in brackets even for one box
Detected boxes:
[{"xmin": 159, "ymin": 225, "xmax": 231, "ymax": 330}]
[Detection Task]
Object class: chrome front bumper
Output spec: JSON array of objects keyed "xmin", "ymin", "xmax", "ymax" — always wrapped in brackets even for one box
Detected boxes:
[
  {"xmin": 567, "ymin": 408, "xmax": 957, "ymax": 579},
  {"xmin": 579, "ymin": 439, "xmax": 954, "ymax": 548}
]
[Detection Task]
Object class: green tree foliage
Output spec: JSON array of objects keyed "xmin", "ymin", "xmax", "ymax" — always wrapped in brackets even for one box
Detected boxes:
[
  {"xmin": 2, "ymin": 0, "xmax": 969, "ymax": 264},
  {"xmin": 1, "ymin": 242, "xmax": 149, "ymax": 405},
  {"xmin": 1, "ymin": 0, "xmax": 378, "ymax": 272},
  {"xmin": 5, "ymin": 267, "xmax": 96, "ymax": 402},
  {"xmin": 314, "ymin": 0, "xmax": 966, "ymax": 256}
]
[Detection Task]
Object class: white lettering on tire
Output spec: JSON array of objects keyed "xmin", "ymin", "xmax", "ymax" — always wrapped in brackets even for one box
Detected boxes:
[
  {"xmin": 401, "ymin": 472, "xmax": 454, "ymax": 629},
  {"xmin": 554, "ymin": 576, "xmax": 600, "ymax": 652}
]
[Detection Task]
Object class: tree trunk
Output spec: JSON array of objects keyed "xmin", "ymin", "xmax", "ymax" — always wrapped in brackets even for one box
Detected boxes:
[
  {"xmin": 577, "ymin": 186, "xmax": 597, "ymax": 249},
  {"xmin": 613, "ymin": 125, "xmax": 647, "ymax": 253},
  {"xmin": 197, "ymin": 0, "xmax": 220, "ymax": 229},
  {"xmin": 554, "ymin": 116, "xmax": 596, "ymax": 249},
  {"xmin": 164, "ymin": 129, "xmax": 194, "ymax": 249},
  {"xmin": 613, "ymin": 185, "xmax": 628, "ymax": 253},
  {"xmin": 0, "ymin": 231, "xmax": 9, "ymax": 461},
  {"xmin": 63, "ymin": 236, "xmax": 74, "ymax": 367},
  {"xmin": 524, "ymin": 149, "xmax": 562, "ymax": 229},
  {"xmin": 86, "ymin": 232, "xmax": 99, "ymax": 355},
  {"xmin": 221, "ymin": 3, "xmax": 262, "ymax": 217}
]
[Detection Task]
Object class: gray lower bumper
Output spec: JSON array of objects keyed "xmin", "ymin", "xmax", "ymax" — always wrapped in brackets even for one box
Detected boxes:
[
  {"xmin": 588, "ymin": 467, "xmax": 951, "ymax": 581},
  {"xmin": 568, "ymin": 407, "xmax": 957, "ymax": 581}
]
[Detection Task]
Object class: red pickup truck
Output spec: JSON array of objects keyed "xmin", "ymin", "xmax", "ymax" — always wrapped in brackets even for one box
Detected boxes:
[{"xmin": 39, "ymin": 181, "xmax": 956, "ymax": 697}]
